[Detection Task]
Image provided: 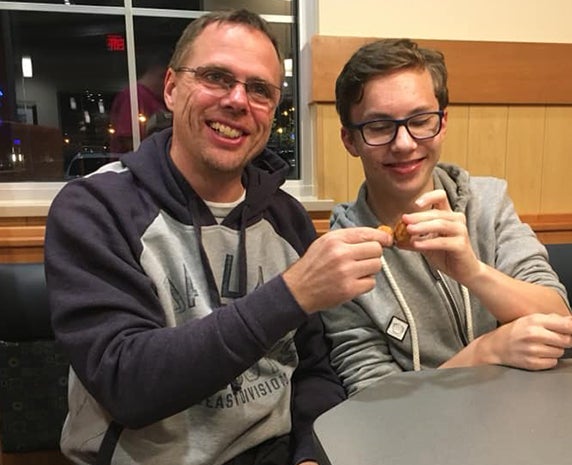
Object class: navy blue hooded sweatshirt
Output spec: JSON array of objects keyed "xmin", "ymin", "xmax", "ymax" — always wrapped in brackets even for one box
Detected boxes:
[{"xmin": 45, "ymin": 128, "xmax": 345, "ymax": 465}]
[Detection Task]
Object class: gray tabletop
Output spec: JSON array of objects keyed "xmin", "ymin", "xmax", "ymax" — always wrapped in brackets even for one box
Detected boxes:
[{"xmin": 314, "ymin": 360, "xmax": 572, "ymax": 465}]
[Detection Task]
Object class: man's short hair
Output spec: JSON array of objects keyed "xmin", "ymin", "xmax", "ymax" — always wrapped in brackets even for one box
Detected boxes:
[
  {"xmin": 169, "ymin": 9, "xmax": 284, "ymax": 77},
  {"xmin": 335, "ymin": 38, "xmax": 449, "ymax": 128}
]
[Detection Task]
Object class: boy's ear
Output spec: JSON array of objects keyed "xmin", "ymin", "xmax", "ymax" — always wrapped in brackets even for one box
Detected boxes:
[
  {"xmin": 440, "ymin": 108, "xmax": 449, "ymax": 137},
  {"xmin": 341, "ymin": 127, "xmax": 360, "ymax": 158}
]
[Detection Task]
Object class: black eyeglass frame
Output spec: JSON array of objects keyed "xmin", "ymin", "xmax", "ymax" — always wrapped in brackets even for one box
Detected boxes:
[
  {"xmin": 173, "ymin": 66, "xmax": 283, "ymax": 107},
  {"xmin": 348, "ymin": 110, "xmax": 445, "ymax": 146}
]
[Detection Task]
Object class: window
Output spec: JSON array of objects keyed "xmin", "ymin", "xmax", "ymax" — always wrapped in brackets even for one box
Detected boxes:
[{"xmin": 0, "ymin": 1, "xmax": 316, "ymax": 206}]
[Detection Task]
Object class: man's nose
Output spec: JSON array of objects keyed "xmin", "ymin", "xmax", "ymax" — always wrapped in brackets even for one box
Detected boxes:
[{"xmin": 224, "ymin": 82, "xmax": 250, "ymax": 108}]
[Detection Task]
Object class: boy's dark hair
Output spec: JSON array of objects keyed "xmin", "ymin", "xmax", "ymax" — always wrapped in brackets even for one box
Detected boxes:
[{"xmin": 335, "ymin": 38, "xmax": 449, "ymax": 127}]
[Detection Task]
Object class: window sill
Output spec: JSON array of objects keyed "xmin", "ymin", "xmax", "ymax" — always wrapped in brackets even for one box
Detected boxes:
[
  {"xmin": 0, "ymin": 179, "xmax": 334, "ymax": 218},
  {"xmin": 0, "ymin": 198, "xmax": 334, "ymax": 217},
  {"xmin": 0, "ymin": 200, "xmax": 52, "ymax": 217}
]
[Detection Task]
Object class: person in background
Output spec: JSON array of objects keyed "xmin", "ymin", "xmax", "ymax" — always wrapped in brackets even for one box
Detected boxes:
[
  {"xmin": 321, "ymin": 38, "xmax": 572, "ymax": 396},
  {"xmin": 109, "ymin": 51, "xmax": 170, "ymax": 153},
  {"xmin": 45, "ymin": 9, "xmax": 390, "ymax": 465}
]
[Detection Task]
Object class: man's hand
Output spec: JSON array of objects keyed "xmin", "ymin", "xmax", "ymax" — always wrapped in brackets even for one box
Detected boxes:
[
  {"xmin": 398, "ymin": 189, "xmax": 481, "ymax": 284},
  {"xmin": 283, "ymin": 227, "xmax": 392, "ymax": 314}
]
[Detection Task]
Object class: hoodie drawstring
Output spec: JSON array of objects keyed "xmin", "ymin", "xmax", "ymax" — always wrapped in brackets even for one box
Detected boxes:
[
  {"xmin": 381, "ymin": 256, "xmax": 421, "ymax": 371},
  {"xmin": 187, "ymin": 198, "xmax": 223, "ymax": 307},
  {"xmin": 462, "ymin": 284, "xmax": 474, "ymax": 342},
  {"xmin": 381, "ymin": 256, "xmax": 474, "ymax": 371},
  {"xmin": 236, "ymin": 204, "xmax": 249, "ymax": 298}
]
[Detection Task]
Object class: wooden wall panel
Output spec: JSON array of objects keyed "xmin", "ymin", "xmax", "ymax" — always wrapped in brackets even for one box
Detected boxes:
[
  {"xmin": 316, "ymin": 105, "xmax": 350, "ymax": 202},
  {"xmin": 311, "ymin": 36, "xmax": 572, "ymax": 105},
  {"xmin": 0, "ymin": 218, "xmax": 46, "ymax": 263},
  {"xmin": 505, "ymin": 106, "xmax": 546, "ymax": 214},
  {"xmin": 3, "ymin": 214, "xmax": 572, "ymax": 255},
  {"xmin": 315, "ymin": 105, "xmax": 365, "ymax": 203},
  {"xmin": 541, "ymin": 107, "xmax": 572, "ymax": 213},
  {"xmin": 521, "ymin": 214, "xmax": 572, "ymax": 244},
  {"xmin": 313, "ymin": 101, "xmax": 572, "ymax": 217},
  {"xmin": 466, "ymin": 106, "xmax": 508, "ymax": 178},
  {"xmin": 441, "ymin": 105, "xmax": 470, "ymax": 167}
]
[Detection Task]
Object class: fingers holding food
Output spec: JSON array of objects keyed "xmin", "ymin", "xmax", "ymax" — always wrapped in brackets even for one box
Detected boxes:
[
  {"xmin": 377, "ymin": 221, "xmax": 411, "ymax": 248},
  {"xmin": 393, "ymin": 220, "xmax": 411, "ymax": 247},
  {"xmin": 377, "ymin": 224, "xmax": 394, "ymax": 236}
]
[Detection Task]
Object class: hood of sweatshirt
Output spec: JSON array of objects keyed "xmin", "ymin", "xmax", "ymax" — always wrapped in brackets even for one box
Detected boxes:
[
  {"xmin": 119, "ymin": 127, "xmax": 290, "ymax": 228},
  {"xmin": 119, "ymin": 127, "xmax": 291, "ymax": 304},
  {"xmin": 330, "ymin": 163, "xmax": 474, "ymax": 371},
  {"xmin": 331, "ymin": 163, "xmax": 472, "ymax": 230}
]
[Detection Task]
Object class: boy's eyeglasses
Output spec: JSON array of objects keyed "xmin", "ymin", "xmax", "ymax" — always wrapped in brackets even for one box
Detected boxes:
[{"xmin": 348, "ymin": 110, "xmax": 445, "ymax": 146}]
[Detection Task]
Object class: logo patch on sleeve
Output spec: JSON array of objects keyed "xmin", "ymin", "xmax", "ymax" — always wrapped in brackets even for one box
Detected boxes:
[{"xmin": 386, "ymin": 316, "xmax": 409, "ymax": 341}]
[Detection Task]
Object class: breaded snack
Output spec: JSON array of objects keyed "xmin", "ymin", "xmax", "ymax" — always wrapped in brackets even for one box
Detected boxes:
[
  {"xmin": 377, "ymin": 224, "xmax": 394, "ymax": 236},
  {"xmin": 378, "ymin": 221, "xmax": 411, "ymax": 247},
  {"xmin": 393, "ymin": 220, "xmax": 411, "ymax": 246}
]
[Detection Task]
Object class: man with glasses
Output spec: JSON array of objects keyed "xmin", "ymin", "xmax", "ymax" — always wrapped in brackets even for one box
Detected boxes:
[
  {"xmin": 321, "ymin": 38, "xmax": 572, "ymax": 396},
  {"xmin": 45, "ymin": 9, "xmax": 391, "ymax": 465}
]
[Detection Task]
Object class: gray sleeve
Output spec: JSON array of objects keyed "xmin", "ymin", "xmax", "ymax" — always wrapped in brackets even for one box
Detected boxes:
[
  {"xmin": 321, "ymin": 299, "xmax": 403, "ymax": 396},
  {"xmin": 472, "ymin": 177, "xmax": 569, "ymax": 308}
]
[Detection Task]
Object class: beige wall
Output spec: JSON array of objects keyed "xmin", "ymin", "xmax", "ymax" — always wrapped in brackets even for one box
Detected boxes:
[{"xmin": 317, "ymin": 0, "xmax": 572, "ymax": 43}]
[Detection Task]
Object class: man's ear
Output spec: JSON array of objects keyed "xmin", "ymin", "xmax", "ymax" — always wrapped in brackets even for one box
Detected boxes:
[
  {"xmin": 341, "ymin": 126, "xmax": 360, "ymax": 158},
  {"xmin": 163, "ymin": 68, "xmax": 176, "ymax": 112}
]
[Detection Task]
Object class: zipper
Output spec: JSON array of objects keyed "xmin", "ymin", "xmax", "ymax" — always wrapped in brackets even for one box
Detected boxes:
[{"xmin": 423, "ymin": 259, "xmax": 469, "ymax": 346}]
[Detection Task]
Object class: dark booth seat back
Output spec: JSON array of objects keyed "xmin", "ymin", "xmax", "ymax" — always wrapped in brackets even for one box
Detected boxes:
[
  {"xmin": 0, "ymin": 262, "xmax": 69, "ymax": 455},
  {"xmin": 545, "ymin": 243, "xmax": 572, "ymax": 359},
  {"xmin": 545, "ymin": 243, "xmax": 572, "ymax": 298},
  {"xmin": 0, "ymin": 262, "xmax": 53, "ymax": 341}
]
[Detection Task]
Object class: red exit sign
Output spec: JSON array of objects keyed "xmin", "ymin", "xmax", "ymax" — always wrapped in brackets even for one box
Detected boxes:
[{"xmin": 106, "ymin": 34, "xmax": 125, "ymax": 52}]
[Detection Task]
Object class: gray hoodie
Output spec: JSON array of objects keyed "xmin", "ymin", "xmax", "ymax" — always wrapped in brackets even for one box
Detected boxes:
[{"xmin": 321, "ymin": 163, "xmax": 569, "ymax": 396}]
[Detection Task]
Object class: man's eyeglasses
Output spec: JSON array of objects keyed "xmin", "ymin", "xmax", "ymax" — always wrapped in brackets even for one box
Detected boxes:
[
  {"xmin": 174, "ymin": 66, "xmax": 282, "ymax": 109},
  {"xmin": 348, "ymin": 110, "xmax": 445, "ymax": 146}
]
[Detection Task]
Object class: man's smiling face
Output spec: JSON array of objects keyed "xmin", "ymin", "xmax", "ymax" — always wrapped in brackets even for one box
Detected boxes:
[{"xmin": 164, "ymin": 22, "xmax": 282, "ymax": 196}]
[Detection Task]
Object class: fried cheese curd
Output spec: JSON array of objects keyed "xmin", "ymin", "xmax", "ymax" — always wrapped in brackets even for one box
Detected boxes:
[{"xmin": 377, "ymin": 221, "xmax": 411, "ymax": 247}]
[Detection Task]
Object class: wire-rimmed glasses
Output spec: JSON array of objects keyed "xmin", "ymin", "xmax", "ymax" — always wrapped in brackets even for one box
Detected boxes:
[
  {"xmin": 348, "ymin": 110, "xmax": 445, "ymax": 146},
  {"xmin": 174, "ymin": 66, "xmax": 282, "ymax": 109}
]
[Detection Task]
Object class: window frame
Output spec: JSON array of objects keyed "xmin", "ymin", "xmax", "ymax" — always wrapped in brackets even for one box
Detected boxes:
[{"xmin": 0, "ymin": 0, "xmax": 319, "ymax": 215}]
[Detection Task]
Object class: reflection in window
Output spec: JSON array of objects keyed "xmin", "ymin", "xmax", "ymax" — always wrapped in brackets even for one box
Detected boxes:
[
  {"xmin": 0, "ymin": 10, "xmax": 128, "ymax": 180},
  {"xmin": 108, "ymin": 51, "xmax": 171, "ymax": 153},
  {"xmin": 0, "ymin": 3, "xmax": 298, "ymax": 181}
]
